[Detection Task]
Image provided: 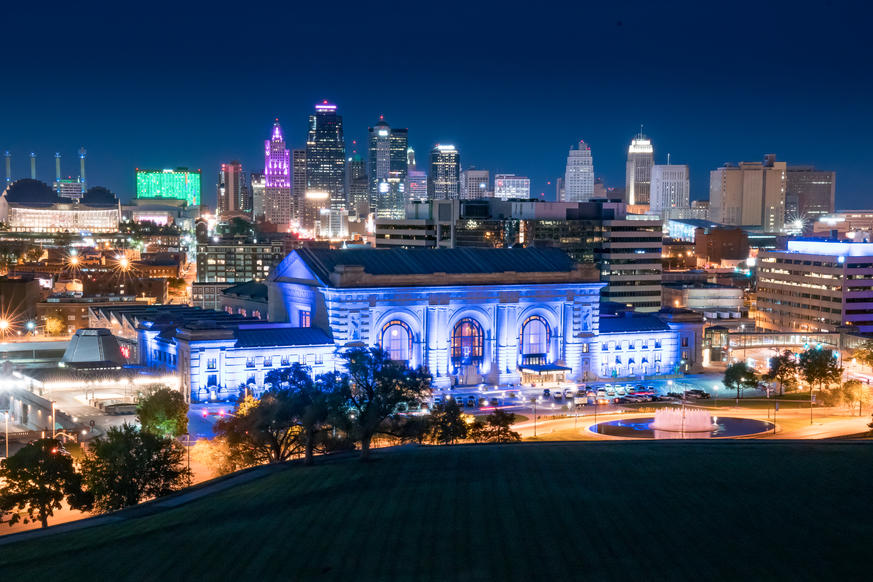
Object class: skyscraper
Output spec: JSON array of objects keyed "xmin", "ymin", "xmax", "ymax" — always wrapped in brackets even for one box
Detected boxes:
[
  {"xmin": 493, "ymin": 174, "xmax": 530, "ymax": 200},
  {"xmin": 406, "ymin": 147, "xmax": 428, "ymax": 203},
  {"xmin": 306, "ymin": 101, "xmax": 347, "ymax": 216},
  {"xmin": 649, "ymin": 164, "xmax": 690, "ymax": 215},
  {"xmin": 460, "ymin": 168, "xmax": 490, "ymax": 199},
  {"xmin": 562, "ymin": 140, "xmax": 594, "ymax": 202},
  {"xmin": 291, "ymin": 149, "xmax": 307, "ymax": 222},
  {"xmin": 347, "ymin": 155, "xmax": 369, "ymax": 217},
  {"xmin": 250, "ymin": 172, "xmax": 265, "ymax": 221},
  {"xmin": 264, "ymin": 119, "xmax": 291, "ymax": 226},
  {"xmin": 625, "ymin": 132, "xmax": 654, "ymax": 205},
  {"xmin": 709, "ymin": 154, "xmax": 786, "ymax": 232},
  {"xmin": 786, "ymin": 166, "xmax": 835, "ymax": 226},
  {"xmin": 217, "ymin": 161, "xmax": 249, "ymax": 218},
  {"xmin": 367, "ymin": 117, "xmax": 408, "ymax": 219},
  {"xmin": 427, "ymin": 144, "xmax": 460, "ymax": 200}
]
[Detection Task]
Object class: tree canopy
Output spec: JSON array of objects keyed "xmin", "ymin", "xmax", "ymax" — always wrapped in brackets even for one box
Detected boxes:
[
  {"xmin": 0, "ymin": 439, "xmax": 88, "ymax": 528},
  {"xmin": 137, "ymin": 385, "xmax": 189, "ymax": 438},
  {"xmin": 81, "ymin": 423, "xmax": 190, "ymax": 513},
  {"xmin": 339, "ymin": 348, "xmax": 432, "ymax": 460},
  {"xmin": 723, "ymin": 362, "xmax": 759, "ymax": 401}
]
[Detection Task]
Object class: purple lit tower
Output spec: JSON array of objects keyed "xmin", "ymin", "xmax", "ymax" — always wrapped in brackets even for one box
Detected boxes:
[{"xmin": 264, "ymin": 118, "xmax": 292, "ymax": 226}]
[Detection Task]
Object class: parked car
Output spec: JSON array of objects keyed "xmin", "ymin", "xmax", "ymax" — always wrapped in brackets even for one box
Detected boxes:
[{"xmin": 542, "ymin": 388, "xmax": 551, "ymax": 399}]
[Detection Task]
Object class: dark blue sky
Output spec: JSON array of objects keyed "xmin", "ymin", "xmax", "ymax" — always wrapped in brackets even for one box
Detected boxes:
[{"xmin": 2, "ymin": 0, "xmax": 871, "ymax": 208}]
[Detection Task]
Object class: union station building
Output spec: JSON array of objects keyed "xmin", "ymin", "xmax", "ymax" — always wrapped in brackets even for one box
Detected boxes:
[{"xmin": 119, "ymin": 247, "xmax": 703, "ymax": 401}]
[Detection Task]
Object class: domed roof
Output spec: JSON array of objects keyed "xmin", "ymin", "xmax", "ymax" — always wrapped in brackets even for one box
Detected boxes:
[
  {"xmin": 2, "ymin": 179, "xmax": 62, "ymax": 205},
  {"xmin": 81, "ymin": 186, "xmax": 118, "ymax": 206}
]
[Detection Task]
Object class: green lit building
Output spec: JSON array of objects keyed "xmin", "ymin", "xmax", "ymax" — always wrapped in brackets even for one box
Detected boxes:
[{"xmin": 136, "ymin": 168, "xmax": 201, "ymax": 206}]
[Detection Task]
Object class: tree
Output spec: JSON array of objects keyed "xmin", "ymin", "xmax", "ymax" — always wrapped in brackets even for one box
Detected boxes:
[
  {"xmin": 429, "ymin": 399, "xmax": 468, "ymax": 445},
  {"xmin": 799, "ymin": 347, "xmax": 843, "ymax": 398},
  {"xmin": 841, "ymin": 379, "xmax": 872, "ymax": 416},
  {"xmin": 339, "ymin": 348, "xmax": 431, "ymax": 460},
  {"xmin": 0, "ymin": 439, "xmax": 88, "ymax": 528},
  {"xmin": 763, "ymin": 350, "xmax": 799, "ymax": 395},
  {"xmin": 214, "ymin": 392, "xmax": 302, "ymax": 466},
  {"xmin": 137, "ymin": 385, "xmax": 189, "ymax": 438},
  {"xmin": 854, "ymin": 339, "xmax": 873, "ymax": 369},
  {"xmin": 723, "ymin": 362, "xmax": 759, "ymax": 403},
  {"xmin": 44, "ymin": 316, "xmax": 64, "ymax": 336},
  {"xmin": 81, "ymin": 423, "xmax": 190, "ymax": 513},
  {"xmin": 266, "ymin": 364, "xmax": 341, "ymax": 465},
  {"xmin": 483, "ymin": 410, "xmax": 522, "ymax": 443}
]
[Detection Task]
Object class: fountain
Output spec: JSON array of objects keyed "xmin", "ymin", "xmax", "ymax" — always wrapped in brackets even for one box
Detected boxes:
[{"xmin": 650, "ymin": 407, "xmax": 716, "ymax": 433}]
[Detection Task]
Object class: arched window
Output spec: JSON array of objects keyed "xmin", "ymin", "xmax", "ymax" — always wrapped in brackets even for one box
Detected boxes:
[
  {"xmin": 520, "ymin": 315, "xmax": 550, "ymax": 356},
  {"xmin": 451, "ymin": 318, "xmax": 484, "ymax": 364},
  {"xmin": 381, "ymin": 320, "xmax": 412, "ymax": 362}
]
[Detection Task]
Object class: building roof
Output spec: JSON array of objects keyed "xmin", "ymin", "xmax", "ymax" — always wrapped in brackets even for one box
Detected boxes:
[
  {"xmin": 296, "ymin": 247, "xmax": 581, "ymax": 281},
  {"xmin": 3, "ymin": 179, "xmax": 63, "ymax": 205},
  {"xmin": 222, "ymin": 281, "xmax": 268, "ymax": 301},
  {"xmin": 234, "ymin": 326, "xmax": 332, "ymax": 348},
  {"xmin": 599, "ymin": 314, "xmax": 672, "ymax": 334}
]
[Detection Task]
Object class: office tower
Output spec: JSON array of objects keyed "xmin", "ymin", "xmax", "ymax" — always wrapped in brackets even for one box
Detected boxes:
[
  {"xmin": 562, "ymin": 140, "xmax": 594, "ymax": 202},
  {"xmin": 493, "ymin": 174, "xmax": 530, "ymax": 200},
  {"xmin": 427, "ymin": 144, "xmax": 460, "ymax": 199},
  {"xmin": 367, "ymin": 117, "xmax": 408, "ymax": 219},
  {"xmin": 264, "ymin": 119, "xmax": 292, "ymax": 226},
  {"xmin": 347, "ymin": 155, "xmax": 369, "ymax": 217},
  {"xmin": 250, "ymin": 172, "xmax": 265, "ymax": 221},
  {"xmin": 625, "ymin": 132, "xmax": 654, "ymax": 205},
  {"xmin": 709, "ymin": 154, "xmax": 786, "ymax": 232},
  {"xmin": 306, "ymin": 101, "xmax": 347, "ymax": 218},
  {"xmin": 460, "ymin": 168, "xmax": 490, "ymax": 199},
  {"xmin": 217, "ymin": 161, "xmax": 249, "ymax": 217},
  {"xmin": 650, "ymin": 164, "xmax": 690, "ymax": 215},
  {"xmin": 757, "ymin": 240, "xmax": 873, "ymax": 333},
  {"xmin": 406, "ymin": 147, "xmax": 428, "ymax": 203},
  {"xmin": 555, "ymin": 177, "xmax": 565, "ymax": 201},
  {"xmin": 786, "ymin": 166, "xmax": 835, "ymax": 227},
  {"xmin": 136, "ymin": 168, "xmax": 201, "ymax": 206},
  {"xmin": 291, "ymin": 149, "xmax": 307, "ymax": 222}
]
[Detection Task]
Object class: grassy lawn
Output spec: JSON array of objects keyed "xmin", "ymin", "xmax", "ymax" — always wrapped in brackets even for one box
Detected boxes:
[{"xmin": 2, "ymin": 442, "xmax": 872, "ymax": 581}]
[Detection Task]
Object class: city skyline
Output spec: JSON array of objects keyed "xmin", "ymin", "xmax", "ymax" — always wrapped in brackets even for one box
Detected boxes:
[{"xmin": 1, "ymin": 1, "xmax": 870, "ymax": 209}]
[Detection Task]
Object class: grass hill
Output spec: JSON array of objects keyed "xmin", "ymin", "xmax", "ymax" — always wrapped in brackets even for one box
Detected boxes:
[{"xmin": 1, "ymin": 441, "xmax": 871, "ymax": 581}]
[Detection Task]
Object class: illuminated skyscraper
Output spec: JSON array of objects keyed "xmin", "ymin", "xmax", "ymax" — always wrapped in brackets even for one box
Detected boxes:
[
  {"xmin": 264, "ymin": 119, "xmax": 291, "ymax": 226},
  {"xmin": 306, "ymin": 101, "xmax": 347, "ymax": 216},
  {"xmin": 250, "ymin": 172, "xmax": 265, "ymax": 221},
  {"xmin": 650, "ymin": 163, "xmax": 690, "ymax": 215},
  {"xmin": 367, "ymin": 117, "xmax": 408, "ymax": 219},
  {"xmin": 562, "ymin": 140, "xmax": 594, "ymax": 202},
  {"xmin": 460, "ymin": 168, "xmax": 489, "ymax": 199},
  {"xmin": 427, "ymin": 144, "xmax": 460, "ymax": 200},
  {"xmin": 347, "ymin": 155, "xmax": 369, "ymax": 217},
  {"xmin": 625, "ymin": 132, "xmax": 654, "ymax": 205},
  {"xmin": 291, "ymin": 149, "xmax": 307, "ymax": 222},
  {"xmin": 217, "ymin": 161, "xmax": 249, "ymax": 217},
  {"xmin": 406, "ymin": 147, "xmax": 428, "ymax": 203}
]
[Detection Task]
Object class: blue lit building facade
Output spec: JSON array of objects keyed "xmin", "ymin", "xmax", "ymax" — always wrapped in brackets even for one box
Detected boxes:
[
  {"xmin": 100, "ymin": 249, "xmax": 703, "ymax": 402},
  {"xmin": 268, "ymin": 248, "xmax": 704, "ymax": 388}
]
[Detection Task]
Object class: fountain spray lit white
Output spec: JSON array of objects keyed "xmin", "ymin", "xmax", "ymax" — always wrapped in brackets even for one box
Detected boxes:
[{"xmin": 650, "ymin": 408, "xmax": 716, "ymax": 432}]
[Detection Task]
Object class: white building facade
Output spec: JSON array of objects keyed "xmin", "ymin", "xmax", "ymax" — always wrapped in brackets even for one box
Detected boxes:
[
  {"xmin": 650, "ymin": 164, "xmax": 690, "ymax": 215},
  {"xmin": 562, "ymin": 141, "xmax": 594, "ymax": 202}
]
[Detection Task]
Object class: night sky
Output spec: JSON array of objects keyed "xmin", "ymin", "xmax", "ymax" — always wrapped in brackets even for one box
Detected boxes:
[{"xmin": 2, "ymin": 0, "xmax": 870, "ymax": 208}]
